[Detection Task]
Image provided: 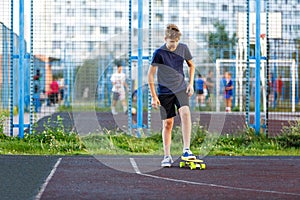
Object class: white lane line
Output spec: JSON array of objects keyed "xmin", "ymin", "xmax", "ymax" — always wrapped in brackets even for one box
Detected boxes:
[
  {"xmin": 129, "ymin": 158, "xmax": 300, "ymax": 197},
  {"xmin": 129, "ymin": 158, "xmax": 141, "ymax": 174},
  {"xmin": 35, "ymin": 157, "xmax": 62, "ymax": 200}
]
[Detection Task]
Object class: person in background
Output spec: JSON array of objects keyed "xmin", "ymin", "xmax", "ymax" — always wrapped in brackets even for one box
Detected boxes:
[
  {"xmin": 50, "ymin": 78, "xmax": 59, "ymax": 105},
  {"xmin": 205, "ymin": 70, "xmax": 214, "ymax": 104},
  {"xmin": 195, "ymin": 73, "xmax": 205, "ymax": 107},
  {"xmin": 224, "ymin": 72, "xmax": 233, "ymax": 112},
  {"xmin": 110, "ymin": 64, "xmax": 128, "ymax": 115},
  {"xmin": 274, "ymin": 74, "xmax": 283, "ymax": 108}
]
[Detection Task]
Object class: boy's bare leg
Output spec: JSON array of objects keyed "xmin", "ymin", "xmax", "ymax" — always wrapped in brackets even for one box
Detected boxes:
[
  {"xmin": 178, "ymin": 106, "xmax": 191, "ymax": 149},
  {"xmin": 162, "ymin": 118, "xmax": 174, "ymax": 156}
]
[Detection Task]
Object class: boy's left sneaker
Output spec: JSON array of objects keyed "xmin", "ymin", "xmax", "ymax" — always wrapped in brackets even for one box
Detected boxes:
[
  {"xmin": 161, "ymin": 156, "xmax": 174, "ymax": 167},
  {"xmin": 181, "ymin": 148, "xmax": 196, "ymax": 160}
]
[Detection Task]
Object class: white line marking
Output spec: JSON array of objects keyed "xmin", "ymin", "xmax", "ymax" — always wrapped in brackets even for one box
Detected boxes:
[
  {"xmin": 129, "ymin": 158, "xmax": 141, "ymax": 174},
  {"xmin": 129, "ymin": 158, "xmax": 300, "ymax": 197},
  {"xmin": 35, "ymin": 157, "xmax": 62, "ymax": 200}
]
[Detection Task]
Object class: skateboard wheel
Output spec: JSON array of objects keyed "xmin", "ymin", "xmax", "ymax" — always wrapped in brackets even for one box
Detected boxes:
[
  {"xmin": 179, "ymin": 162, "xmax": 185, "ymax": 168},
  {"xmin": 190, "ymin": 162, "xmax": 196, "ymax": 170},
  {"xmin": 200, "ymin": 163, "xmax": 206, "ymax": 170}
]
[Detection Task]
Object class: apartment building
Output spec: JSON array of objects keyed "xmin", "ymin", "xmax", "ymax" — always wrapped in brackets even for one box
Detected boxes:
[{"xmin": 1, "ymin": 0, "xmax": 300, "ymax": 64}]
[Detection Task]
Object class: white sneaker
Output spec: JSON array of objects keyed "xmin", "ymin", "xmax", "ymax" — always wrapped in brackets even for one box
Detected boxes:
[
  {"xmin": 112, "ymin": 110, "xmax": 118, "ymax": 115},
  {"xmin": 161, "ymin": 156, "xmax": 174, "ymax": 167},
  {"xmin": 181, "ymin": 148, "xmax": 196, "ymax": 160}
]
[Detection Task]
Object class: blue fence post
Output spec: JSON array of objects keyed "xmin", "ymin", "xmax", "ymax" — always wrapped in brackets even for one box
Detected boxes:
[
  {"xmin": 254, "ymin": 0, "xmax": 261, "ymax": 135},
  {"xmin": 128, "ymin": 0, "xmax": 133, "ymax": 134},
  {"xmin": 137, "ymin": 0, "xmax": 143, "ymax": 131},
  {"xmin": 9, "ymin": 0, "xmax": 14, "ymax": 136},
  {"xmin": 245, "ymin": 0, "xmax": 250, "ymax": 126},
  {"xmin": 147, "ymin": 0, "xmax": 152, "ymax": 135},
  {"xmin": 2, "ymin": 24, "xmax": 9, "ymax": 109},
  {"xmin": 18, "ymin": 0, "xmax": 25, "ymax": 138}
]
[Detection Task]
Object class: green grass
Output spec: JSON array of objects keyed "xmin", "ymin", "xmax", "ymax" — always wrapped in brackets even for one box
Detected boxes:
[
  {"xmin": 0, "ymin": 112, "xmax": 299, "ymax": 155},
  {"xmin": 0, "ymin": 116, "xmax": 87, "ymax": 155},
  {"xmin": 81, "ymin": 126, "xmax": 300, "ymax": 156}
]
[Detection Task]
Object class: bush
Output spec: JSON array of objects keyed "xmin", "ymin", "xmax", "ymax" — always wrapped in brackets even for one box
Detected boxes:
[
  {"xmin": 277, "ymin": 121, "xmax": 300, "ymax": 148},
  {"xmin": 23, "ymin": 115, "xmax": 85, "ymax": 153},
  {"xmin": 0, "ymin": 111, "xmax": 9, "ymax": 134}
]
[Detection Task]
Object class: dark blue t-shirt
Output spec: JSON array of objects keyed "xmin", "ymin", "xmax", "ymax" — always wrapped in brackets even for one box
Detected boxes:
[
  {"xmin": 151, "ymin": 43, "xmax": 193, "ymax": 94},
  {"xmin": 195, "ymin": 78, "xmax": 204, "ymax": 90},
  {"xmin": 224, "ymin": 79, "xmax": 233, "ymax": 96}
]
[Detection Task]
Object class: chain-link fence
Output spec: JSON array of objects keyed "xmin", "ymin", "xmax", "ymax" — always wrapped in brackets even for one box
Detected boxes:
[{"xmin": 1, "ymin": 0, "xmax": 300, "ymax": 136}]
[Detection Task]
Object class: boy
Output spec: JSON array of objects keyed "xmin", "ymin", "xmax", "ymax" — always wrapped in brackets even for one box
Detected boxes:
[
  {"xmin": 110, "ymin": 65, "xmax": 128, "ymax": 115},
  {"xmin": 224, "ymin": 72, "xmax": 233, "ymax": 112},
  {"xmin": 148, "ymin": 24, "xmax": 196, "ymax": 167},
  {"xmin": 195, "ymin": 73, "xmax": 205, "ymax": 107}
]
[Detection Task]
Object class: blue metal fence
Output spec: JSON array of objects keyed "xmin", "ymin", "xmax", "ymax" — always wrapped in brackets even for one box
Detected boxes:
[{"xmin": 1, "ymin": 0, "xmax": 300, "ymax": 136}]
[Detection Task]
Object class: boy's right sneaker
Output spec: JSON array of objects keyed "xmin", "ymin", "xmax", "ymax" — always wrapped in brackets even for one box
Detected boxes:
[
  {"xmin": 181, "ymin": 148, "xmax": 196, "ymax": 160},
  {"xmin": 112, "ymin": 110, "xmax": 118, "ymax": 115},
  {"xmin": 161, "ymin": 155, "xmax": 174, "ymax": 167}
]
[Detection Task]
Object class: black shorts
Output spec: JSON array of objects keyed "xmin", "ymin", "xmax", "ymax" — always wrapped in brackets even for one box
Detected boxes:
[
  {"xmin": 196, "ymin": 89, "xmax": 204, "ymax": 94},
  {"xmin": 158, "ymin": 90, "xmax": 189, "ymax": 120},
  {"xmin": 112, "ymin": 92, "xmax": 120, "ymax": 101}
]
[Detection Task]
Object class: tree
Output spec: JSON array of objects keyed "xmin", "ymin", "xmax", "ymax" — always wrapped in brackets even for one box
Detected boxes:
[{"xmin": 207, "ymin": 21, "xmax": 236, "ymax": 61}]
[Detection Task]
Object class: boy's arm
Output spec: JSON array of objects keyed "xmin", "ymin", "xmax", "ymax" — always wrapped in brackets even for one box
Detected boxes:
[
  {"xmin": 147, "ymin": 65, "xmax": 160, "ymax": 109},
  {"xmin": 186, "ymin": 59, "xmax": 195, "ymax": 97}
]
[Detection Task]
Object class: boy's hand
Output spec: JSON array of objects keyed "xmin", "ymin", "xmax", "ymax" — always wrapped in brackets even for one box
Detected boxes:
[
  {"xmin": 186, "ymin": 84, "xmax": 194, "ymax": 97},
  {"xmin": 151, "ymin": 96, "xmax": 160, "ymax": 109}
]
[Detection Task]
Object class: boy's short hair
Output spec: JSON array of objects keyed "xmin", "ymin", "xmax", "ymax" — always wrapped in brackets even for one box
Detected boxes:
[{"xmin": 165, "ymin": 24, "xmax": 182, "ymax": 40}]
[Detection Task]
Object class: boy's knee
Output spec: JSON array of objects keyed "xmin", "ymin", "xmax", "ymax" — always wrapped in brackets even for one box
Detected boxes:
[
  {"xmin": 163, "ymin": 119, "xmax": 173, "ymax": 130},
  {"xmin": 179, "ymin": 106, "xmax": 190, "ymax": 116}
]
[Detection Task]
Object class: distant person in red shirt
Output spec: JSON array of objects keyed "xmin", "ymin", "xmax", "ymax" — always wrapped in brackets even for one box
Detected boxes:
[
  {"xmin": 50, "ymin": 78, "xmax": 59, "ymax": 105},
  {"xmin": 274, "ymin": 75, "xmax": 283, "ymax": 107}
]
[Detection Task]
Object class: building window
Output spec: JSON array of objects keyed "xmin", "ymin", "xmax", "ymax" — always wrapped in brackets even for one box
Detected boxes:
[
  {"xmin": 88, "ymin": 26, "xmax": 95, "ymax": 35},
  {"xmin": 114, "ymin": 43, "xmax": 122, "ymax": 51},
  {"xmin": 115, "ymin": 11, "xmax": 122, "ymax": 18},
  {"xmin": 133, "ymin": 12, "xmax": 137, "ymax": 20},
  {"xmin": 53, "ymin": 41, "xmax": 61, "ymax": 49},
  {"xmin": 156, "ymin": 0, "xmax": 163, "ymax": 6},
  {"xmin": 133, "ymin": 28, "xmax": 138, "ymax": 37},
  {"xmin": 171, "ymin": 15, "xmax": 178, "ymax": 22},
  {"xmin": 100, "ymin": 26, "xmax": 108, "ymax": 34},
  {"xmin": 67, "ymin": 8, "xmax": 75, "ymax": 17},
  {"xmin": 233, "ymin": 6, "xmax": 245, "ymax": 13},
  {"xmin": 54, "ymin": 6, "xmax": 61, "ymax": 14},
  {"xmin": 87, "ymin": 41, "xmax": 95, "ymax": 52},
  {"xmin": 115, "ymin": 27, "xmax": 122, "ymax": 34},
  {"xmin": 66, "ymin": 26, "xmax": 75, "ymax": 38},
  {"xmin": 201, "ymin": 17, "xmax": 208, "ymax": 25},
  {"xmin": 222, "ymin": 4, "xmax": 228, "ymax": 11},
  {"xmin": 155, "ymin": 13, "xmax": 163, "ymax": 22},
  {"xmin": 53, "ymin": 23, "xmax": 61, "ymax": 34},
  {"xmin": 88, "ymin": 8, "xmax": 97, "ymax": 17},
  {"xmin": 169, "ymin": 0, "xmax": 178, "ymax": 7},
  {"xmin": 182, "ymin": 2, "xmax": 189, "ymax": 9},
  {"xmin": 183, "ymin": 17, "xmax": 189, "ymax": 24}
]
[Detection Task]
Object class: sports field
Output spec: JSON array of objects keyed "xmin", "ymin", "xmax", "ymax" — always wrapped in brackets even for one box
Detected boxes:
[{"xmin": 1, "ymin": 155, "xmax": 299, "ymax": 200}]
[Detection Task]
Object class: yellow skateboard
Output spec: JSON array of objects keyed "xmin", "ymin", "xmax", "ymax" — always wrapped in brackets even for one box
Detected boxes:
[{"xmin": 179, "ymin": 157, "xmax": 206, "ymax": 170}]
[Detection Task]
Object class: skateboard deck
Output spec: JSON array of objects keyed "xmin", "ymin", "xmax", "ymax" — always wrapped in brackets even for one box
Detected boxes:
[{"xmin": 179, "ymin": 157, "xmax": 206, "ymax": 170}]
